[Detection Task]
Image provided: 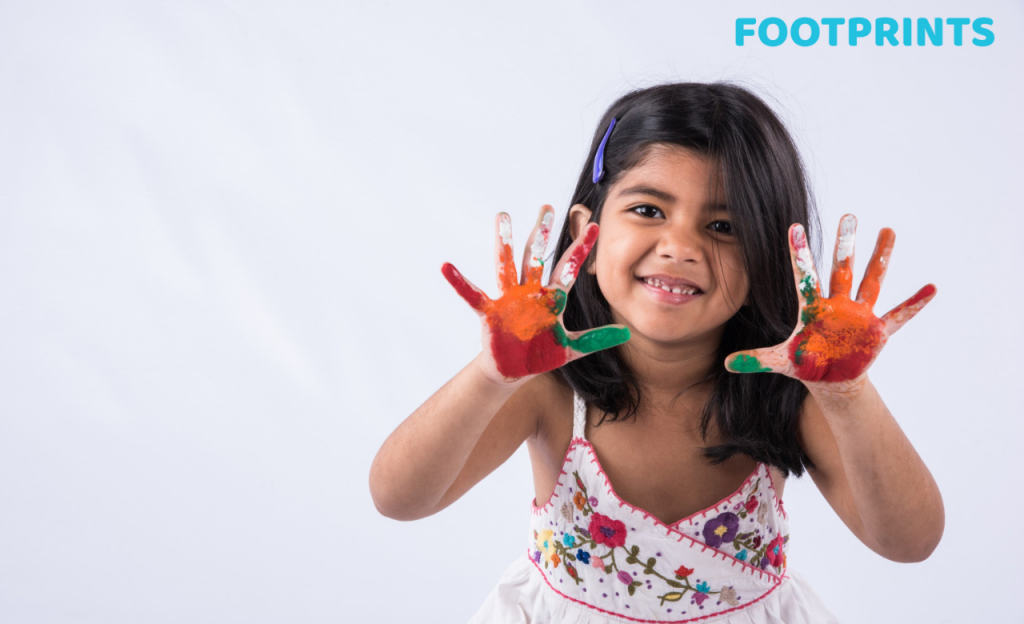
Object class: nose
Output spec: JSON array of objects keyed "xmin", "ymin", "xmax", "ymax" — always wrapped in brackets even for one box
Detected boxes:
[{"xmin": 656, "ymin": 222, "xmax": 706, "ymax": 264}]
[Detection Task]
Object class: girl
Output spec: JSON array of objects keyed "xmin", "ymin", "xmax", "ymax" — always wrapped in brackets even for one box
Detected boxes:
[{"xmin": 369, "ymin": 82, "xmax": 943, "ymax": 623}]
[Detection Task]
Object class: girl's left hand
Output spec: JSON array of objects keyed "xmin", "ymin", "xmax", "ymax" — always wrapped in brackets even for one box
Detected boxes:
[{"xmin": 724, "ymin": 214, "xmax": 936, "ymax": 396}]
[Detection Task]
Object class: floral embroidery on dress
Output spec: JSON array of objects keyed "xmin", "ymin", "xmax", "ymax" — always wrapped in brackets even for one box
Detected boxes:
[
  {"xmin": 679, "ymin": 477, "xmax": 790, "ymax": 575},
  {"xmin": 527, "ymin": 392, "xmax": 791, "ymax": 621},
  {"xmin": 531, "ymin": 471, "xmax": 764, "ymax": 610}
]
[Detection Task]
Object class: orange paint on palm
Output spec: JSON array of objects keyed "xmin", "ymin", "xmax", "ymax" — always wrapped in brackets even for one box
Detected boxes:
[
  {"xmin": 791, "ymin": 297, "xmax": 885, "ymax": 382},
  {"xmin": 487, "ymin": 283, "xmax": 559, "ymax": 340}
]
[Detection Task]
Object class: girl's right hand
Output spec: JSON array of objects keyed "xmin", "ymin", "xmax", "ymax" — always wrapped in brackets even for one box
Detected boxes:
[{"xmin": 442, "ymin": 205, "xmax": 631, "ymax": 385}]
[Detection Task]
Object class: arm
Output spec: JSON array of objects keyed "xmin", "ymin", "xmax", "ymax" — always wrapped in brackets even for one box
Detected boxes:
[
  {"xmin": 726, "ymin": 214, "xmax": 942, "ymax": 561},
  {"xmin": 797, "ymin": 379, "xmax": 944, "ymax": 562},
  {"xmin": 369, "ymin": 354, "xmax": 536, "ymax": 521}
]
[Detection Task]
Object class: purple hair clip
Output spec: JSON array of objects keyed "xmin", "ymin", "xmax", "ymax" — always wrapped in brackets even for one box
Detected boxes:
[{"xmin": 592, "ymin": 117, "xmax": 617, "ymax": 183}]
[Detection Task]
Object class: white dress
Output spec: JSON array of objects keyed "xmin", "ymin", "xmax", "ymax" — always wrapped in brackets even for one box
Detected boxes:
[{"xmin": 469, "ymin": 390, "xmax": 841, "ymax": 623}]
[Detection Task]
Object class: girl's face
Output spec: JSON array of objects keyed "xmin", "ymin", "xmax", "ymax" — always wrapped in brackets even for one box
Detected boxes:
[{"xmin": 573, "ymin": 144, "xmax": 749, "ymax": 347}]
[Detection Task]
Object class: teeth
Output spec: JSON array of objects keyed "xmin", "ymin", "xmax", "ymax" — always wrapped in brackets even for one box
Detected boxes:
[{"xmin": 642, "ymin": 277, "xmax": 699, "ymax": 295}]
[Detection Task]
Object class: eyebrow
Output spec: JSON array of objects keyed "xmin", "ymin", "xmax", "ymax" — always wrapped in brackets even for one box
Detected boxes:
[
  {"xmin": 616, "ymin": 185, "xmax": 728, "ymax": 212},
  {"xmin": 616, "ymin": 185, "xmax": 676, "ymax": 202}
]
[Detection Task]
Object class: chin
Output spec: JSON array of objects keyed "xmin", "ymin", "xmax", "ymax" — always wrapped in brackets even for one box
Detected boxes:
[{"xmin": 628, "ymin": 317, "xmax": 706, "ymax": 345}]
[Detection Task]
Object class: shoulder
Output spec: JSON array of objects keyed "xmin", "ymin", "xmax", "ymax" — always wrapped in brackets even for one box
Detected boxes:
[
  {"xmin": 528, "ymin": 371, "xmax": 575, "ymax": 443},
  {"xmin": 488, "ymin": 371, "xmax": 572, "ymax": 444}
]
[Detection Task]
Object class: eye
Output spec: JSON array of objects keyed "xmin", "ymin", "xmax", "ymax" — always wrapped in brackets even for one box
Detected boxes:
[
  {"xmin": 708, "ymin": 220, "xmax": 734, "ymax": 235},
  {"xmin": 630, "ymin": 204, "xmax": 664, "ymax": 219}
]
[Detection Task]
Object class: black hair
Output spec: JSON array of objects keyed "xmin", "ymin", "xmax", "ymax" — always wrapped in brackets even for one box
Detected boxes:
[{"xmin": 551, "ymin": 82, "xmax": 820, "ymax": 478}]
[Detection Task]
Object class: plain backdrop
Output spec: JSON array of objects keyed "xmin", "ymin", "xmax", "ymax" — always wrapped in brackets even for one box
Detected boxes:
[{"xmin": 1, "ymin": 1, "xmax": 1022, "ymax": 622}]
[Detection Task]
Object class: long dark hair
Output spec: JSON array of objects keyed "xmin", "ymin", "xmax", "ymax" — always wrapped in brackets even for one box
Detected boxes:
[{"xmin": 551, "ymin": 82, "xmax": 820, "ymax": 478}]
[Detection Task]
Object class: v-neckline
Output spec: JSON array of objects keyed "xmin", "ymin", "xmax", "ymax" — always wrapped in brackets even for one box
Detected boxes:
[
  {"xmin": 574, "ymin": 397, "xmax": 765, "ymax": 529},
  {"xmin": 578, "ymin": 437, "xmax": 764, "ymax": 529}
]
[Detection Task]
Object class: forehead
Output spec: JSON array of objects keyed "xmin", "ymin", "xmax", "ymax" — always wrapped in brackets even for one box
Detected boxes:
[{"xmin": 611, "ymin": 144, "xmax": 722, "ymax": 202}]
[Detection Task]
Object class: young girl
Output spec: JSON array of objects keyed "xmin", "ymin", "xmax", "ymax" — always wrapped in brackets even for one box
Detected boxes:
[{"xmin": 369, "ymin": 82, "xmax": 943, "ymax": 623}]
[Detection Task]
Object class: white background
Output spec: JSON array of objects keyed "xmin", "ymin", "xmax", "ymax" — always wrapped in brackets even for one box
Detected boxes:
[{"xmin": 1, "ymin": 1, "xmax": 1021, "ymax": 622}]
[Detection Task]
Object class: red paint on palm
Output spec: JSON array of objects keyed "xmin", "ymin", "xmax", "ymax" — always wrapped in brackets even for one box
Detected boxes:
[
  {"xmin": 491, "ymin": 325, "xmax": 565, "ymax": 378},
  {"xmin": 484, "ymin": 281, "xmax": 567, "ymax": 378},
  {"xmin": 789, "ymin": 297, "xmax": 886, "ymax": 382}
]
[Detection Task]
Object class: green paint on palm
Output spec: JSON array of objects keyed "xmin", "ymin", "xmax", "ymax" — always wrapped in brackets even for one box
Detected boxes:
[
  {"xmin": 729, "ymin": 354, "xmax": 772, "ymax": 373},
  {"xmin": 551, "ymin": 323, "xmax": 571, "ymax": 348},
  {"xmin": 550, "ymin": 289, "xmax": 567, "ymax": 316}
]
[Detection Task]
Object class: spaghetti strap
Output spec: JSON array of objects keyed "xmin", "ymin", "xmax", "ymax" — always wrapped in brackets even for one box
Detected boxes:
[{"xmin": 572, "ymin": 390, "xmax": 587, "ymax": 440}]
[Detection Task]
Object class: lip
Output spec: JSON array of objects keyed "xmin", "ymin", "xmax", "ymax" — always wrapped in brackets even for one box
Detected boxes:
[{"xmin": 637, "ymin": 276, "xmax": 704, "ymax": 305}]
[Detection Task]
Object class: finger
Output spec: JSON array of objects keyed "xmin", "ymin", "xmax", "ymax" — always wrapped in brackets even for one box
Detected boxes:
[
  {"xmin": 789, "ymin": 224, "xmax": 821, "ymax": 307},
  {"xmin": 521, "ymin": 205, "xmax": 556, "ymax": 286},
  {"xmin": 856, "ymin": 228, "xmax": 895, "ymax": 308},
  {"xmin": 881, "ymin": 284, "xmax": 936, "ymax": 337},
  {"xmin": 441, "ymin": 263, "xmax": 491, "ymax": 314},
  {"xmin": 829, "ymin": 214, "xmax": 857, "ymax": 299},
  {"xmin": 561, "ymin": 324, "xmax": 631, "ymax": 357},
  {"xmin": 547, "ymin": 223, "xmax": 599, "ymax": 292},
  {"xmin": 495, "ymin": 212, "xmax": 517, "ymax": 292},
  {"xmin": 724, "ymin": 345, "xmax": 795, "ymax": 377}
]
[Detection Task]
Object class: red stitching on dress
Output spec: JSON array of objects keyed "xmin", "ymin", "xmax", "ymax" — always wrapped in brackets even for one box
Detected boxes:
[
  {"xmin": 582, "ymin": 444, "xmax": 763, "ymax": 529},
  {"xmin": 526, "ymin": 550, "xmax": 784, "ymax": 624},
  {"xmin": 531, "ymin": 437, "xmax": 586, "ymax": 514},
  {"xmin": 670, "ymin": 463, "xmax": 763, "ymax": 527},
  {"xmin": 763, "ymin": 465, "xmax": 789, "ymax": 520}
]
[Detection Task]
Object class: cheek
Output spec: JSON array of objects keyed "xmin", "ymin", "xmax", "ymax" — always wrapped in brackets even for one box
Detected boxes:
[
  {"xmin": 592, "ymin": 237, "xmax": 634, "ymax": 287},
  {"xmin": 593, "ymin": 254, "xmax": 620, "ymax": 299},
  {"xmin": 715, "ymin": 250, "xmax": 750, "ymax": 308}
]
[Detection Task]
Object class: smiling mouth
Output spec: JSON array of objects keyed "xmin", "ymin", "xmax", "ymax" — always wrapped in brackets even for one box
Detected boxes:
[{"xmin": 637, "ymin": 276, "xmax": 704, "ymax": 296}]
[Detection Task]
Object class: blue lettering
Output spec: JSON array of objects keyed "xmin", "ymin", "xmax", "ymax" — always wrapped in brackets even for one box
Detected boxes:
[
  {"xmin": 731, "ymin": 16, "xmax": 993, "ymax": 48},
  {"xmin": 946, "ymin": 18, "xmax": 970, "ymax": 45},
  {"xmin": 918, "ymin": 18, "xmax": 943, "ymax": 46},
  {"xmin": 972, "ymin": 18, "xmax": 994, "ymax": 46},
  {"xmin": 876, "ymin": 18, "xmax": 899, "ymax": 46},
  {"xmin": 821, "ymin": 18, "xmax": 845, "ymax": 46},
  {"xmin": 736, "ymin": 18, "xmax": 757, "ymax": 46},
  {"xmin": 758, "ymin": 17, "xmax": 788, "ymax": 47},
  {"xmin": 849, "ymin": 17, "xmax": 871, "ymax": 46},
  {"xmin": 791, "ymin": 17, "xmax": 820, "ymax": 46}
]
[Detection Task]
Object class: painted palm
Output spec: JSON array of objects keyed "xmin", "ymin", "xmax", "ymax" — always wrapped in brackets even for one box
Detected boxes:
[
  {"xmin": 725, "ymin": 214, "xmax": 936, "ymax": 392},
  {"xmin": 442, "ymin": 205, "xmax": 631, "ymax": 383}
]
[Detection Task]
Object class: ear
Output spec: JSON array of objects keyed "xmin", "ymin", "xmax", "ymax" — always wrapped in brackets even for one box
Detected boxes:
[
  {"xmin": 568, "ymin": 204, "xmax": 593, "ymax": 241},
  {"xmin": 568, "ymin": 204, "xmax": 597, "ymax": 275}
]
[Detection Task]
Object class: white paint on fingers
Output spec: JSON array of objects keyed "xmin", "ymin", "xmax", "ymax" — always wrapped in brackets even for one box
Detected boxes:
[
  {"xmin": 836, "ymin": 216, "xmax": 856, "ymax": 262},
  {"xmin": 529, "ymin": 211, "xmax": 553, "ymax": 268},
  {"xmin": 499, "ymin": 214, "xmax": 513, "ymax": 246}
]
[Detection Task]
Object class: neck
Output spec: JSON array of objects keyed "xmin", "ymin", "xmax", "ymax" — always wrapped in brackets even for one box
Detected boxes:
[{"xmin": 618, "ymin": 325, "xmax": 724, "ymax": 416}]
